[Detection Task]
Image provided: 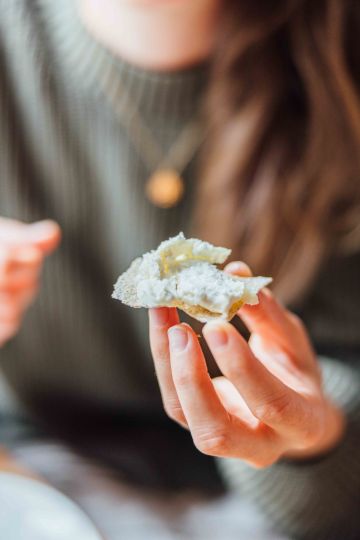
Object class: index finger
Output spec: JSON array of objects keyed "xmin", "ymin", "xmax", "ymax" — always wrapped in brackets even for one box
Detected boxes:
[
  {"xmin": 168, "ymin": 323, "xmax": 266, "ymax": 458},
  {"xmin": 149, "ymin": 307, "xmax": 188, "ymax": 427}
]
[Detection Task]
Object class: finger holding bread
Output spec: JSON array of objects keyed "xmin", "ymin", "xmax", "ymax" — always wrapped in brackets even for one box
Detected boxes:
[{"xmin": 149, "ymin": 307, "xmax": 188, "ymax": 428}]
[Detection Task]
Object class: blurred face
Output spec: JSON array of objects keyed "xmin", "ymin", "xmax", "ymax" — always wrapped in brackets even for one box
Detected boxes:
[
  {"xmin": 120, "ymin": 0, "xmax": 186, "ymax": 3},
  {"xmin": 86, "ymin": 0, "xmax": 218, "ymax": 14},
  {"xmin": 80, "ymin": 0, "xmax": 220, "ymax": 70}
]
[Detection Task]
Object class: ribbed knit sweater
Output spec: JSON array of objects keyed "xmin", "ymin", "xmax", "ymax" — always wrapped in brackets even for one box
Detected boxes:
[{"xmin": 0, "ymin": 2, "xmax": 360, "ymax": 539}]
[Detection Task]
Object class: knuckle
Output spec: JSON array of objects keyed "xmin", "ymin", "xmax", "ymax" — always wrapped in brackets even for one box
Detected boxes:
[
  {"xmin": 164, "ymin": 404, "xmax": 186, "ymax": 425},
  {"xmin": 234, "ymin": 355, "xmax": 253, "ymax": 378},
  {"xmin": 194, "ymin": 428, "xmax": 230, "ymax": 456},
  {"xmin": 174, "ymin": 369, "xmax": 202, "ymax": 389},
  {"xmin": 223, "ymin": 362, "xmax": 240, "ymax": 382},
  {"xmin": 164, "ymin": 396, "xmax": 183, "ymax": 418},
  {"xmin": 301, "ymin": 428, "xmax": 320, "ymax": 448},
  {"xmin": 297, "ymin": 412, "xmax": 321, "ymax": 447},
  {"xmin": 254, "ymin": 393, "xmax": 292, "ymax": 424},
  {"xmin": 225, "ymin": 351, "xmax": 253, "ymax": 380},
  {"xmin": 153, "ymin": 343, "xmax": 169, "ymax": 364},
  {"xmin": 174, "ymin": 372, "xmax": 192, "ymax": 388}
]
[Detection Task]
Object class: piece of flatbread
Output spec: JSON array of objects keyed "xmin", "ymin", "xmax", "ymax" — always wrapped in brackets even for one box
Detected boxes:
[{"xmin": 112, "ymin": 233, "xmax": 272, "ymax": 323}]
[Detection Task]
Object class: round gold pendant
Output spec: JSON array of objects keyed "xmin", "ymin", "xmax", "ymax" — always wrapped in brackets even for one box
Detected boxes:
[{"xmin": 145, "ymin": 169, "xmax": 184, "ymax": 208}]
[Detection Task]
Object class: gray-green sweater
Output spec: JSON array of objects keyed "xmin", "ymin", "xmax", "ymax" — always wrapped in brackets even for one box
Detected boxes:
[{"xmin": 1, "ymin": 1, "xmax": 360, "ymax": 539}]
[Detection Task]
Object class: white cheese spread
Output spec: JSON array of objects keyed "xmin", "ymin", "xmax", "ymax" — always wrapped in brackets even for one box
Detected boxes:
[{"xmin": 112, "ymin": 232, "xmax": 272, "ymax": 323}]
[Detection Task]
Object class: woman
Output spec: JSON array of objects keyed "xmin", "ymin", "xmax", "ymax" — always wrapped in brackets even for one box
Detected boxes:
[{"xmin": 0, "ymin": 0, "xmax": 359, "ymax": 538}]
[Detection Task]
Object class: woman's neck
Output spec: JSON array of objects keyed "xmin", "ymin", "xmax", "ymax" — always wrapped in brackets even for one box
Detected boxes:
[{"xmin": 78, "ymin": 0, "xmax": 219, "ymax": 72}]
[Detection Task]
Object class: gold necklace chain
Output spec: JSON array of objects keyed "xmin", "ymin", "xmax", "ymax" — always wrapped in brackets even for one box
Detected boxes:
[{"xmin": 99, "ymin": 76, "xmax": 206, "ymax": 208}]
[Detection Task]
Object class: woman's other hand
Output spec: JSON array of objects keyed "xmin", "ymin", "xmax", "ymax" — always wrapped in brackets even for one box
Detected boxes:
[
  {"xmin": 0, "ymin": 217, "xmax": 61, "ymax": 347},
  {"xmin": 149, "ymin": 262, "xmax": 344, "ymax": 467}
]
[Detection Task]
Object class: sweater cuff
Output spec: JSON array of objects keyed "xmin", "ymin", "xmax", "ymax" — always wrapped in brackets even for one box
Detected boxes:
[{"xmin": 216, "ymin": 357, "xmax": 360, "ymax": 540}]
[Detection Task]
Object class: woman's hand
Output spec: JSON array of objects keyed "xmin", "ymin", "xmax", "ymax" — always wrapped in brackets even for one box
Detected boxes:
[
  {"xmin": 149, "ymin": 262, "xmax": 345, "ymax": 467},
  {"xmin": 0, "ymin": 217, "xmax": 61, "ymax": 347}
]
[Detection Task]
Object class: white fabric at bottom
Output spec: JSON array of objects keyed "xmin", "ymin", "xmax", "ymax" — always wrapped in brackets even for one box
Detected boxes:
[{"xmin": 12, "ymin": 442, "xmax": 288, "ymax": 540}]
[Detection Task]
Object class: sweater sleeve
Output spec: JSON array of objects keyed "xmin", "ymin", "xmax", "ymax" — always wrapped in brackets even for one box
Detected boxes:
[{"xmin": 216, "ymin": 357, "xmax": 360, "ymax": 540}]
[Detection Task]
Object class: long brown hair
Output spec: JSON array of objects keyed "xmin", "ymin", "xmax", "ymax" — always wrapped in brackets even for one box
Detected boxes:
[{"xmin": 196, "ymin": 0, "xmax": 360, "ymax": 305}]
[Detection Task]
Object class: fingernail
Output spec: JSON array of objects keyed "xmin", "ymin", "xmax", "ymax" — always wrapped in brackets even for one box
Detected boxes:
[
  {"xmin": 205, "ymin": 322, "xmax": 228, "ymax": 348},
  {"xmin": 225, "ymin": 261, "xmax": 252, "ymax": 276},
  {"xmin": 168, "ymin": 325, "xmax": 188, "ymax": 352},
  {"xmin": 149, "ymin": 307, "xmax": 169, "ymax": 326}
]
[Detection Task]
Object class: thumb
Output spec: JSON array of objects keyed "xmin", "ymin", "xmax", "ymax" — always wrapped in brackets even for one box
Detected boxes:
[{"xmin": 26, "ymin": 220, "xmax": 62, "ymax": 255}]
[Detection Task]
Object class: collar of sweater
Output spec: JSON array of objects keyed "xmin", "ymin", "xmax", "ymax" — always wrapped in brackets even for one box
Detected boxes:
[{"xmin": 37, "ymin": 0, "xmax": 209, "ymax": 118}]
